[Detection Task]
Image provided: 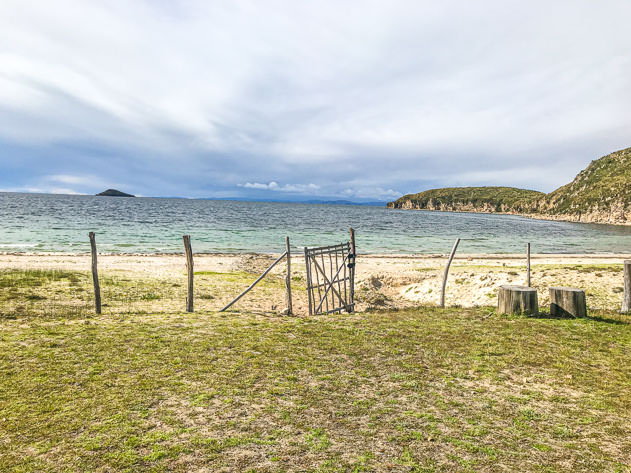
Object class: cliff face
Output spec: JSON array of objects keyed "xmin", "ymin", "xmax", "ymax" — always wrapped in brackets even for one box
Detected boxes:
[
  {"xmin": 387, "ymin": 187, "xmax": 545, "ymax": 215},
  {"xmin": 388, "ymin": 147, "xmax": 631, "ymax": 225},
  {"xmin": 393, "ymin": 199, "xmax": 530, "ymax": 214}
]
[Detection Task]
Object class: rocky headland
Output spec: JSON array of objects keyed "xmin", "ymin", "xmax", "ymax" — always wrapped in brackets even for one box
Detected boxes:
[{"xmin": 388, "ymin": 147, "xmax": 631, "ymax": 225}]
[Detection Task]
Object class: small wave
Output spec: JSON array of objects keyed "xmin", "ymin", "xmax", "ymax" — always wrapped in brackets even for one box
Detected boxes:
[{"xmin": 0, "ymin": 243, "xmax": 38, "ymax": 248}]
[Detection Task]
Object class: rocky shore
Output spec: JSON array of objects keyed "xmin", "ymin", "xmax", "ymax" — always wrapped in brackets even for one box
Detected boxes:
[{"xmin": 387, "ymin": 199, "xmax": 631, "ymax": 226}]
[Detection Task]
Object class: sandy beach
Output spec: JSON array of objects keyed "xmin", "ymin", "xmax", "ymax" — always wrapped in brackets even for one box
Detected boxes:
[{"xmin": 1, "ymin": 252, "xmax": 628, "ymax": 315}]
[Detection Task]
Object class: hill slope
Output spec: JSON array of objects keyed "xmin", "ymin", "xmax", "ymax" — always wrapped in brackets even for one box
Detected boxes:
[
  {"xmin": 388, "ymin": 147, "xmax": 631, "ymax": 224},
  {"xmin": 542, "ymin": 147, "xmax": 631, "ymax": 223},
  {"xmin": 387, "ymin": 186, "xmax": 544, "ymax": 214}
]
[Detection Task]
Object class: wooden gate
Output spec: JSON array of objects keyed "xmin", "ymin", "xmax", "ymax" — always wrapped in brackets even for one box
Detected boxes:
[{"xmin": 304, "ymin": 230, "xmax": 356, "ymax": 315}]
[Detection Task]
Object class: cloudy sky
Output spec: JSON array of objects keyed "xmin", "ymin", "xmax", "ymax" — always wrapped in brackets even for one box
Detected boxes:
[{"xmin": 1, "ymin": 0, "xmax": 630, "ymax": 201}]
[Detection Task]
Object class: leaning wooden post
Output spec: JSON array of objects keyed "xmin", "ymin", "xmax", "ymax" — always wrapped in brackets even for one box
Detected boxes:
[
  {"xmin": 526, "ymin": 242, "xmax": 531, "ymax": 287},
  {"xmin": 440, "ymin": 238, "xmax": 461, "ymax": 308},
  {"xmin": 349, "ymin": 227, "xmax": 356, "ymax": 313},
  {"xmin": 88, "ymin": 232, "xmax": 101, "ymax": 314},
  {"xmin": 183, "ymin": 235, "xmax": 194, "ymax": 312},
  {"xmin": 220, "ymin": 251, "xmax": 287, "ymax": 312},
  {"xmin": 622, "ymin": 260, "xmax": 631, "ymax": 313},
  {"xmin": 285, "ymin": 236, "xmax": 292, "ymax": 315}
]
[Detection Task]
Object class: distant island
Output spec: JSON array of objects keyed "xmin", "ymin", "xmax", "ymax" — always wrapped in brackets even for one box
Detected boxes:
[
  {"xmin": 96, "ymin": 189, "xmax": 135, "ymax": 197},
  {"xmin": 388, "ymin": 146, "xmax": 631, "ymax": 225}
]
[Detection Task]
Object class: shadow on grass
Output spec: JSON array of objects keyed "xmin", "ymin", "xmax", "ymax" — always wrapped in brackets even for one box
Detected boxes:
[{"xmin": 527, "ymin": 310, "xmax": 630, "ymax": 325}]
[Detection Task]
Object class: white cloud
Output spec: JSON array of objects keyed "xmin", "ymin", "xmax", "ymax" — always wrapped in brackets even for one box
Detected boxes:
[
  {"xmin": 49, "ymin": 188, "xmax": 83, "ymax": 195},
  {"xmin": 341, "ymin": 187, "xmax": 402, "ymax": 199},
  {"xmin": 0, "ymin": 185, "xmax": 83, "ymax": 195},
  {"xmin": 241, "ymin": 182, "xmax": 279, "ymax": 190},
  {"xmin": 279, "ymin": 183, "xmax": 321, "ymax": 193},
  {"xmin": 46, "ymin": 174, "xmax": 97, "ymax": 185},
  {"xmin": 239, "ymin": 182, "xmax": 320, "ymax": 193},
  {"xmin": 0, "ymin": 0, "xmax": 630, "ymax": 198}
]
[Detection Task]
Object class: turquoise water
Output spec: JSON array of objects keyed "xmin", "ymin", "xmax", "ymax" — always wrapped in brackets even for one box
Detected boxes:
[{"xmin": 1, "ymin": 192, "xmax": 631, "ymax": 254}]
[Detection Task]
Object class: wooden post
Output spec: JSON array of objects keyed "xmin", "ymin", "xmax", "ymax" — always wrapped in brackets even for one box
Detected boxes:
[
  {"xmin": 623, "ymin": 261, "xmax": 631, "ymax": 313},
  {"xmin": 549, "ymin": 287, "xmax": 587, "ymax": 318},
  {"xmin": 183, "ymin": 235, "xmax": 193, "ymax": 312},
  {"xmin": 285, "ymin": 236, "xmax": 292, "ymax": 315},
  {"xmin": 349, "ymin": 227, "xmax": 356, "ymax": 313},
  {"xmin": 526, "ymin": 243, "xmax": 531, "ymax": 287},
  {"xmin": 440, "ymin": 238, "xmax": 460, "ymax": 308},
  {"xmin": 88, "ymin": 232, "xmax": 101, "ymax": 314},
  {"xmin": 305, "ymin": 247, "xmax": 312, "ymax": 315},
  {"xmin": 497, "ymin": 285, "xmax": 538, "ymax": 315}
]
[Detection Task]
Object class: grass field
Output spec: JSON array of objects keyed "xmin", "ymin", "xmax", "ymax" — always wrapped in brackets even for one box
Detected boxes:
[{"xmin": 1, "ymin": 269, "xmax": 631, "ymax": 472}]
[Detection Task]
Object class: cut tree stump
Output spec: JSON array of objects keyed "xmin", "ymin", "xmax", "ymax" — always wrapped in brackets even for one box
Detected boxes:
[
  {"xmin": 622, "ymin": 260, "xmax": 631, "ymax": 314},
  {"xmin": 497, "ymin": 285, "xmax": 538, "ymax": 315},
  {"xmin": 549, "ymin": 287, "xmax": 587, "ymax": 318}
]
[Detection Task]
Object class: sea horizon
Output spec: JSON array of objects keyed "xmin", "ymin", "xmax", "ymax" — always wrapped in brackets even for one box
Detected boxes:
[{"xmin": 0, "ymin": 190, "xmax": 388, "ymax": 207}]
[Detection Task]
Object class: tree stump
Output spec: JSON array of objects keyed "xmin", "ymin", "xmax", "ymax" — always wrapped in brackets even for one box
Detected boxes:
[
  {"xmin": 549, "ymin": 287, "xmax": 587, "ymax": 317},
  {"xmin": 622, "ymin": 261, "xmax": 631, "ymax": 314},
  {"xmin": 497, "ymin": 285, "xmax": 538, "ymax": 315}
]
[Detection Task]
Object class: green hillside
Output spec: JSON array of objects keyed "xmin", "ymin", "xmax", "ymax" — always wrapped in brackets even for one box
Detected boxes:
[
  {"xmin": 388, "ymin": 186, "xmax": 544, "ymax": 213},
  {"xmin": 546, "ymin": 147, "xmax": 631, "ymax": 216},
  {"xmin": 388, "ymin": 147, "xmax": 631, "ymax": 224}
]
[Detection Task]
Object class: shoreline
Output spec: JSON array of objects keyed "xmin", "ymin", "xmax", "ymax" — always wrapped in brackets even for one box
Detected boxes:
[{"xmin": 387, "ymin": 207, "xmax": 631, "ymax": 226}]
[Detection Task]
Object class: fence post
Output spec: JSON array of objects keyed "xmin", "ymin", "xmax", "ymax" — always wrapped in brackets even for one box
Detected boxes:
[
  {"xmin": 623, "ymin": 260, "xmax": 631, "ymax": 313},
  {"xmin": 440, "ymin": 238, "xmax": 460, "ymax": 308},
  {"xmin": 183, "ymin": 235, "xmax": 194, "ymax": 312},
  {"xmin": 349, "ymin": 227, "xmax": 356, "ymax": 313},
  {"xmin": 526, "ymin": 242, "xmax": 531, "ymax": 287},
  {"xmin": 88, "ymin": 232, "xmax": 101, "ymax": 314},
  {"xmin": 305, "ymin": 247, "xmax": 313, "ymax": 316},
  {"xmin": 285, "ymin": 236, "xmax": 292, "ymax": 315}
]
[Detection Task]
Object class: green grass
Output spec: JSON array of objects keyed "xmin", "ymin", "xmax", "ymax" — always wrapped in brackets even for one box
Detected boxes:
[
  {"xmin": 194, "ymin": 270, "xmax": 288, "ymax": 287},
  {"xmin": 0, "ymin": 269, "xmax": 295, "ymax": 319},
  {"xmin": 1, "ymin": 306, "xmax": 630, "ymax": 471},
  {"xmin": 0, "ymin": 269, "xmax": 86, "ymax": 288},
  {"xmin": 0, "ymin": 269, "xmax": 93, "ymax": 318},
  {"xmin": 533, "ymin": 264, "xmax": 624, "ymax": 273},
  {"xmin": 1, "ymin": 268, "xmax": 630, "ymax": 471}
]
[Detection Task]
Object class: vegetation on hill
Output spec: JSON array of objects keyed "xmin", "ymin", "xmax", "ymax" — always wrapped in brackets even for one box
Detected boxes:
[
  {"xmin": 388, "ymin": 186, "xmax": 544, "ymax": 213},
  {"xmin": 545, "ymin": 147, "xmax": 631, "ymax": 217},
  {"xmin": 388, "ymin": 147, "xmax": 631, "ymax": 224}
]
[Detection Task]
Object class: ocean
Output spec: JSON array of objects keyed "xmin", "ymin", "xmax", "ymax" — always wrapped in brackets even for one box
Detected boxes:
[{"xmin": 1, "ymin": 192, "xmax": 630, "ymax": 254}]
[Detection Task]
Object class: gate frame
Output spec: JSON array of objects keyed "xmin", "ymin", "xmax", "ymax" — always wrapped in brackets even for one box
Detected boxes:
[{"xmin": 304, "ymin": 228, "xmax": 356, "ymax": 315}]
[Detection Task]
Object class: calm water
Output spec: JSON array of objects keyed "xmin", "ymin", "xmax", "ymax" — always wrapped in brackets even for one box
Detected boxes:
[{"xmin": 1, "ymin": 192, "xmax": 631, "ymax": 254}]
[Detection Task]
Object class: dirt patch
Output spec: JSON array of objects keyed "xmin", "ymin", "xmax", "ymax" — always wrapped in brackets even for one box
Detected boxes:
[{"xmin": 230, "ymin": 254, "xmax": 279, "ymax": 274}]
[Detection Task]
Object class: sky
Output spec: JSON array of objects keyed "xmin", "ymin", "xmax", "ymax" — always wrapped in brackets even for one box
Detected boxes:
[{"xmin": 1, "ymin": 0, "xmax": 630, "ymax": 201}]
